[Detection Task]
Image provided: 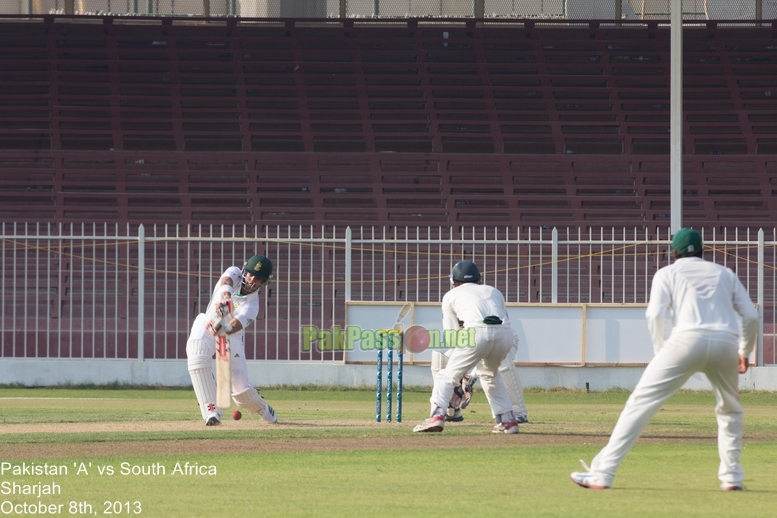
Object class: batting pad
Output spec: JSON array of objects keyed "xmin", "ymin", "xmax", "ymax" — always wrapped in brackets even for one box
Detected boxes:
[
  {"xmin": 189, "ymin": 368, "xmax": 220, "ymax": 421},
  {"xmin": 187, "ymin": 337, "xmax": 215, "ymax": 370},
  {"xmin": 431, "ymin": 350, "xmax": 447, "ymax": 379},
  {"xmin": 187, "ymin": 338, "xmax": 220, "ymax": 421},
  {"xmin": 500, "ymin": 341, "xmax": 528, "ymax": 416},
  {"xmin": 232, "ymin": 387, "xmax": 277, "ymax": 423}
]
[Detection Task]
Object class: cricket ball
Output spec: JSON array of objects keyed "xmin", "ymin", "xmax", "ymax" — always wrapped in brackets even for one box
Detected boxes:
[
  {"xmin": 404, "ymin": 325, "xmax": 431, "ymax": 354},
  {"xmin": 232, "ymin": 410, "xmax": 242, "ymax": 421}
]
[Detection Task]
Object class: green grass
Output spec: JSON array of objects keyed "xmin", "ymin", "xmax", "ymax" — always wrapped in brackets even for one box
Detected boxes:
[
  {"xmin": 1, "ymin": 388, "xmax": 776, "ymax": 517},
  {"xmin": 58, "ymin": 446, "xmax": 769, "ymax": 518}
]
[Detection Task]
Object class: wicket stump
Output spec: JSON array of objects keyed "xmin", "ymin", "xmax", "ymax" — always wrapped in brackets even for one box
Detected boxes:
[{"xmin": 375, "ymin": 329, "xmax": 403, "ymax": 423}]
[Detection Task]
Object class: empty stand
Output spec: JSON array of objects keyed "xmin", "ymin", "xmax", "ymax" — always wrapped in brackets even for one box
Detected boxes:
[{"xmin": 1, "ymin": 16, "xmax": 777, "ymax": 230}]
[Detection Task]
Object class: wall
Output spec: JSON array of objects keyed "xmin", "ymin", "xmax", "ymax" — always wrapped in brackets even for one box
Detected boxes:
[{"xmin": 3, "ymin": 359, "xmax": 776, "ymax": 391}]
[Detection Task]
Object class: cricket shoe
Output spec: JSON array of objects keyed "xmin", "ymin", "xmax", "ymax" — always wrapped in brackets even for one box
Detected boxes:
[
  {"xmin": 570, "ymin": 472, "xmax": 610, "ymax": 490},
  {"xmin": 446, "ymin": 408, "xmax": 464, "ymax": 422},
  {"xmin": 491, "ymin": 421, "xmax": 519, "ymax": 434},
  {"xmin": 205, "ymin": 416, "xmax": 221, "ymax": 426},
  {"xmin": 570, "ymin": 460, "xmax": 610, "ymax": 489},
  {"xmin": 413, "ymin": 415, "xmax": 445, "ymax": 433},
  {"xmin": 515, "ymin": 414, "xmax": 529, "ymax": 424},
  {"xmin": 261, "ymin": 405, "xmax": 278, "ymax": 424},
  {"xmin": 721, "ymin": 483, "xmax": 745, "ymax": 491}
]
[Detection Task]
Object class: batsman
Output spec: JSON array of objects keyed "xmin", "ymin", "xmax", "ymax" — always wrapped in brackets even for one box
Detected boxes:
[{"xmin": 186, "ymin": 255, "xmax": 278, "ymax": 426}]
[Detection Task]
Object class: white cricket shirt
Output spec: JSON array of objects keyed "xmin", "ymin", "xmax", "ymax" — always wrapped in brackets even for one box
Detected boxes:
[
  {"xmin": 441, "ymin": 283, "xmax": 510, "ymax": 330},
  {"xmin": 645, "ymin": 257, "xmax": 758, "ymax": 357},
  {"xmin": 189, "ymin": 266, "xmax": 260, "ymax": 345}
]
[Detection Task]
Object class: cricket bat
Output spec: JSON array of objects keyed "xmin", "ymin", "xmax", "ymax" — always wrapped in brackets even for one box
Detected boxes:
[
  {"xmin": 394, "ymin": 302, "xmax": 412, "ymax": 352},
  {"xmin": 394, "ymin": 302, "xmax": 412, "ymax": 331},
  {"xmin": 213, "ymin": 298, "xmax": 233, "ymax": 409},
  {"xmin": 216, "ymin": 335, "xmax": 232, "ymax": 409}
]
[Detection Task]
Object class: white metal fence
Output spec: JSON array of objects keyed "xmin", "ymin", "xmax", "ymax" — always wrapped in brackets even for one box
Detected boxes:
[{"xmin": 1, "ymin": 223, "xmax": 775, "ymax": 364}]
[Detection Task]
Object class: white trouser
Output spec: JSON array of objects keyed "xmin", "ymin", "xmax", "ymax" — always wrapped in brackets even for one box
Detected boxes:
[
  {"xmin": 187, "ymin": 314, "xmax": 253, "ymax": 421},
  {"xmin": 430, "ymin": 325, "xmax": 514, "ymax": 417},
  {"xmin": 433, "ymin": 333, "xmax": 528, "ymax": 417},
  {"xmin": 590, "ymin": 330, "xmax": 744, "ymax": 486}
]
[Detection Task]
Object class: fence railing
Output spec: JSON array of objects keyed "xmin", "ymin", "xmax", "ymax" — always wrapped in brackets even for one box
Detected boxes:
[{"xmin": 1, "ymin": 223, "xmax": 775, "ymax": 364}]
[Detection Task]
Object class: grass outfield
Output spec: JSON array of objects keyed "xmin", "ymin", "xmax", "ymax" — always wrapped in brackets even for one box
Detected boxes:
[{"xmin": 1, "ymin": 387, "xmax": 775, "ymax": 517}]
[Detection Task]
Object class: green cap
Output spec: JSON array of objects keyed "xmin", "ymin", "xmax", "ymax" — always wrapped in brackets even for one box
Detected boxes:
[
  {"xmin": 672, "ymin": 228, "xmax": 702, "ymax": 255},
  {"xmin": 243, "ymin": 255, "xmax": 273, "ymax": 280}
]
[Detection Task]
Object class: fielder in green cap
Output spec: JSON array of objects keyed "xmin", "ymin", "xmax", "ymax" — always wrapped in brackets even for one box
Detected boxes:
[
  {"xmin": 671, "ymin": 227, "xmax": 703, "ymax": 256},
  {"xmin": 571, "ymin": 226, "xmax": 758, "ymax": 491}
]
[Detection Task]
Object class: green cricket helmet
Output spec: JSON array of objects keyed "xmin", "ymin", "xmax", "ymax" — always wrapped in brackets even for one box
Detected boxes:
[{"xmin": 241, "ymin": 255, "xmax": 273, "ymax": 293}]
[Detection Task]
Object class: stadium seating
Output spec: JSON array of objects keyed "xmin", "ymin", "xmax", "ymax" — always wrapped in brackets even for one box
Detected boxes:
[{"xmin": 1, "ymin": 16, "xmax": 776, "ymax": 231}]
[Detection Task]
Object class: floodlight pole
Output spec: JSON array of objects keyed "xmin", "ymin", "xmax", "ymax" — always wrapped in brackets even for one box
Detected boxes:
[{"xmin": 670, "ymin": 0, "xmax": 683, "ymax": 233}]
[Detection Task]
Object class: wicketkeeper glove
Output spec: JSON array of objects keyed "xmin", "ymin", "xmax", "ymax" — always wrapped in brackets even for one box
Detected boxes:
[
  {"xmin": 458, "ymin": 374, "xmax": 476, "ymax": 409},
  {"xmin": 448, "ymin": 373, "xmax": 476, "ymax": 410}
]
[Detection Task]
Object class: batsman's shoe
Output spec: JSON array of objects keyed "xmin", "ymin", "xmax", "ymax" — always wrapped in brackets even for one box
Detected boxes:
[
  {"xmin": 445, "ymin": 408, "xmax": 464, "ymax": 422},
  {"xmin": 261, "ymin": 405, "xmax": 278, "ymax": 424},
  {"xmin": 491, "ymin": 421, "xmax": 519, "ymax": 434},
  {"xmin": 205, "ymin": 416, "xmax": 221, "ymax": 427},
  {"xmin": 515, "ymin": 414, "xmax": 529, "ymax": 424},
  {"xmin": 721, "ymin": 483, "xmax": 745, "ymax": 491},
  {"xmin": 413, "ymin": 415, "xmax": 445, "ymax": 433}
]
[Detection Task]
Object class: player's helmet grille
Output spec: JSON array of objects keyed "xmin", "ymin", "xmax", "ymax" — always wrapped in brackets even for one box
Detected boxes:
[{"xmin": 450, "ymin": 260, "xmax": 481, "ymax": 284}]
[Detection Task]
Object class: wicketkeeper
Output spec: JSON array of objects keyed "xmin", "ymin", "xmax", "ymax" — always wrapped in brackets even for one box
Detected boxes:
[
  {"xmin": 414, "ymin": 260, "xmax": 520, "ymax": 434},
  {"xmin": 186, "ymin": 255, "xmax": 278, "ymax": 426},
  {"xmin": 433, "ymin": 329, "xmax": 528, "ymax": 423}
]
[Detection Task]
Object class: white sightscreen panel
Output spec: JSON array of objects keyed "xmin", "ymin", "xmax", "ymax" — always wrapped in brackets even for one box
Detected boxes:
[
  {"xmin": 508, "ymin": 305, "xmax": 584, "ymax": 363},
  {"xmin": 345, "ymin": 303, "xmax": 659, "ymax": 364},
  {"xmin": 344, "ymin": 302, "xmax": 417, "ymax": 362},
  {"xmin": 342, "ymin": 302, "xmax": 451, "ymax": 363},
  {"xmin": 584, "ymin": 306, "xmax": 654, "ymax": 364},
  {"xmin": 345, "ymin": 302, "xmax": 590, "ymax": 364}
]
